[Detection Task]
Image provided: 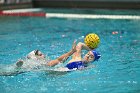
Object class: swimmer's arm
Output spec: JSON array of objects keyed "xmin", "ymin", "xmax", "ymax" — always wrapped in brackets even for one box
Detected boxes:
[
  {"xmin": 47, "ymin": 40, "xmax": 76, "ymax": 66},
  {"xmin": 71, "ymin": 42, "xmax": 91, "ymax": 60},
  {"xmin": 73, "ymin": 42, "xmax": 90, "ymax": 54},
  {"xmin": 47, "ymin": 50, "xmax": 75, "ymax": 66},
  {"xmin": 78, "ymin": 42, "xmax": 92, "ymax": 50}
]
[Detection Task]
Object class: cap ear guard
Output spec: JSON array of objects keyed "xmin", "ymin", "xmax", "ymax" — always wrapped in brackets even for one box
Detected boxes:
[{"xmin": 91, "ymin": 50, "xmax": 101, "ymax": 61}]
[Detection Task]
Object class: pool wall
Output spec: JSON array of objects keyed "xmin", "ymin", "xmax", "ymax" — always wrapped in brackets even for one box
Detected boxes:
[
  {"xmin": 0, "ymin": 0, "xmax": 32, "ymax": 10},
  {"xmin": 0, "ymin": 3, "xmax": 33, "ymax": 10},
  {"xmin": 0, "ymin": 0, "xmax": 140, "ymax": 10},
  {"xmin": 33, "ymin": 0, "xmax": 140, "ymax": 9}
]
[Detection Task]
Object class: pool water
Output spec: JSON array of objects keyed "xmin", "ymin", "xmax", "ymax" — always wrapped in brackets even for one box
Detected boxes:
[{"xmin": 0, "ymin": 9, "xmax": 140, "ymax": 93}]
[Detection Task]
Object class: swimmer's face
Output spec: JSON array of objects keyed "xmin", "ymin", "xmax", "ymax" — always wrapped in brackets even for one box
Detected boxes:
[
  {"xmin": 35, "ymin": 50, "xmax": 45, "ymax": 59},
  {"xmin": 83, "ymin": 51, "xmax": 94, "ymax": 63}
]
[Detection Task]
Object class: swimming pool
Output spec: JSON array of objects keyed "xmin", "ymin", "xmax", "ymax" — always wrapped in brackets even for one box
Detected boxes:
[{"xmin": 0, "ymin": 9, "xmax": 140, "ymax": 93}]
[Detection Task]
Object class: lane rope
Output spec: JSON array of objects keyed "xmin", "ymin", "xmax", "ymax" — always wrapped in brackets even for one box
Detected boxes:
[
  {"xmin": 46, "ymin": 13, "xmax": 140, "ymax": 19},
  {"xmin": 0, "ymin": 9, "xmax": 140, "ymax": 19}
]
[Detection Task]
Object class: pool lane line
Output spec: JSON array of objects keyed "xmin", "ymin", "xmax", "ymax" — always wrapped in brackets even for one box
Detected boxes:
[
  {"xmin": 0, "ymin": 11, "xmax": 140, "ymax": 19},
  {"xmin": 46, "ymin": 13, "xmax": 140, "ymax": 19}
]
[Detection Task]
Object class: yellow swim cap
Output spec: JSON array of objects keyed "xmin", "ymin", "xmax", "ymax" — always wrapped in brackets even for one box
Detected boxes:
[{"xmin": 84, "ymin": 33, "xmax": 100, "ymax": 49}]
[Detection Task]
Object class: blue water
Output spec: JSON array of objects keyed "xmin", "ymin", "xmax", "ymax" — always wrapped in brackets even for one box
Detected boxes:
[{"xmin": 0, "ymin": 9, "xmax": 140, "ymax": 93}]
